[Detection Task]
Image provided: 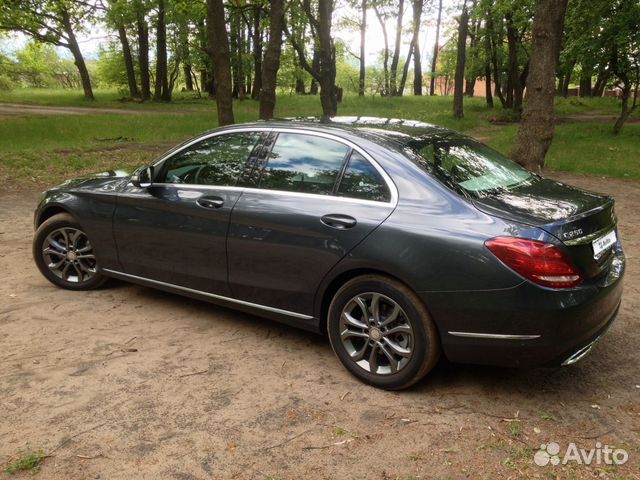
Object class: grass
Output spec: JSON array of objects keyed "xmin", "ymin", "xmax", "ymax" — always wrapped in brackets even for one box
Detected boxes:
[
  {"xmin": 1, "ymin": 88, "xmax": 638, "ymax": 186},
  {"xmin": 4, "ymin": 449, "xmax": 46, "ymax": 475},
  {"xmin": 508, "ymin": 421, "xmax": 522, "ymax": 438}
]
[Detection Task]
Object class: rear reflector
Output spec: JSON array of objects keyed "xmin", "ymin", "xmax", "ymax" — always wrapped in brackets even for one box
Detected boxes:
[{"xmin": 485, "ymin": 237, "xmax": 582, "ymax": 288}]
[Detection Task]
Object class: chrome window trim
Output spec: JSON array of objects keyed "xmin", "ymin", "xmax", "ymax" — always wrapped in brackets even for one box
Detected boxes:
[
  {"xmin": 448, "ymin": 331, "xmax": 541, "ymax": 340},
  {"xmin": 102, "ymin": 268, "xmax": 314, "ymax": 320},
  {"xmin": 149, "ymin": 126, "xmax": 399, "ymax": 206},
  {"xmin": 146, "ymin": 182, "xmax": 395, "ymax": 208}
]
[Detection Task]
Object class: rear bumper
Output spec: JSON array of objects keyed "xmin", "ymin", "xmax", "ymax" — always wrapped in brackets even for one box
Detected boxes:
[{"xmin": 421, "ymin": 248, "xmax": 625, "ymax": 368}]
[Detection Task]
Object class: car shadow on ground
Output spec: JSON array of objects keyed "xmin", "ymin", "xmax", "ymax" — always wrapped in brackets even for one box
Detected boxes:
[{"xmin": 106, "ymin": 277, "xmax": 629, "ymax": 407}]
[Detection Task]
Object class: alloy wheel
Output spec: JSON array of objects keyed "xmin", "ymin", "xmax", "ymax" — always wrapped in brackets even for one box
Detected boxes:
[
  {"xmin": 339, "ymin": 292, "xmax": 414, "ymax": 375},
  {"xmin": 42, "ymin": 227, "xmax": 97, "ymax": 283}
]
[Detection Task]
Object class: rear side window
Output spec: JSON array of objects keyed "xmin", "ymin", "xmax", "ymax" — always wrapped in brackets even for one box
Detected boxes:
[
  {"xmin": 259, "ymin": 133, "xmax": 349, "ymax": 194},
  {"xmin": 337, "ymin": 151, "xmax": 390, "ymax": 202},
  {"xmin": 161, "ymin": 132, "xmax": 262, "ymax": 186}
]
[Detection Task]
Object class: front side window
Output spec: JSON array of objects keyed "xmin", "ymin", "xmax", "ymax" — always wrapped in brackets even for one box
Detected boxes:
[
  {"xmin": 161, "ymin": 132, "xmax": 262, "ymax": 186},
  {"xmin": 337, "ymin": 151, "xmax": 390, "ymax": 202},
  {"xmin": 408, "ymin": 138, "xmax": 535, "ymax": 197},
  {"xmin": 259, "ymin": 133, "xmax": 350, "ymax": 194}
]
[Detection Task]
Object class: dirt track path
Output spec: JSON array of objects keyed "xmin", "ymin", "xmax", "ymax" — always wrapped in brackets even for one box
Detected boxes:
[
  {"xmin": 0, "ymin": 172, "xmax": 638, "ymax": 479},
  {"xmin": 0, "ymin": 103, "xmax": 155, "ymax": 116}
]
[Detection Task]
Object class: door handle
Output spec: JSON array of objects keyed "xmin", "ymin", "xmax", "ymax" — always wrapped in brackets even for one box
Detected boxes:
[
  {"xmin": 197, "ymin": 196, "xmax": 224, "ymax": 209},
  {"xmin": 321, "ymin": 214, "xmax": 357, "ymax": 230}
]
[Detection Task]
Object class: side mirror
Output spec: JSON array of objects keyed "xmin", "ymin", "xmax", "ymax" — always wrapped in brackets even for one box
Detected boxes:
[{"xmin": 131, "ymin": 166, "xmax": 153, "ymax": 188}]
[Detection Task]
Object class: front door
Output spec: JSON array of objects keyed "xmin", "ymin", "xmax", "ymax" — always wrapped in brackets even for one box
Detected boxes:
[{"xmin": 113, "ymin": 130, "xmax": 266, "ymax": 296}]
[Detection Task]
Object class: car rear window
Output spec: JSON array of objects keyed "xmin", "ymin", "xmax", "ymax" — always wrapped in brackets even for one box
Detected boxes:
[{"xmin": 406, "ymin": 138, "xmax": 535, "ymax": 197}]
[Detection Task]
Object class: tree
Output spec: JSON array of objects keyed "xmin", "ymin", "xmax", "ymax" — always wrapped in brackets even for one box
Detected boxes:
[
  {"xmin": 389, "ymin": 0, "xmax": 405, "ymax": 95},
  {"xmin": 259, "ymin": 0, "xmax": 285, "ymax": 119},
  {"xmin": 411, "ymin": 0, "xmax": 423, "ymax": 95},
  {"xmin": 154, "ymin": 0, "xmax": 170, "ymax": 101},
  {"xmin": 453, "ymin": 2, "xmax": 469, "ymax": 118},
  {"xmin": 609, "ymin": 0, "xmax": 640, "ymax": 134},
  {"xmin": 429, "ymin": 0, "xmax": 443, "ymax": 95},
  {"xmin": 103, "ymin": 1, "xmax": 139, "ymax": 98},
  {"xmin": 317, "ymin": 0, "xmax": 338, "ymax": 116},
  {"xmin": 511, "ymin": 0, "xmax": 568, "ymax": 172},
  {"xmin": 207, "ymin": 0, "xmax": 235, "ymax": 125},
  {"xmin": 0, "ymin": 0, "xmax": 96, "ymax": 100},
  {"xmin": 358, "ymin": 0, "xmax": 367, "ymax": 96},
  {"xmin": 135, "ymin": 1, "xmax": 152, "ymax": 101},
  {"xmin": 287, "ymin": 0, "xmax": 339, "ymax": 117}
]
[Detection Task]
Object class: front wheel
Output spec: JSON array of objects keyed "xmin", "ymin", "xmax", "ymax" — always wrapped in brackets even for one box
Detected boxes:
[
  {"xmin": 33, "ymin": 213, "xmax": 107, "ymax": 290},
  {"xmin": 327, "ymin": 275, "xmax": 440, "ymax": 390}
]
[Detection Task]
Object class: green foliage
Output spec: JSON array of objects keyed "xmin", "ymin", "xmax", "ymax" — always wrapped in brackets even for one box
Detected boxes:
[
  {"xmin": 95, "ymin": 45, "xmax": 131, "ymax": 91},
  {"xmin": 5, "ymin": 449, "xmax": 45, "ymax": 474}
]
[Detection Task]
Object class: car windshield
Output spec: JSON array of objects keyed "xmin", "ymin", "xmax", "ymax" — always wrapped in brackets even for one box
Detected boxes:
[{"xmin": 406, "ymin": 137, "xmax": 536, "ymax": 197}]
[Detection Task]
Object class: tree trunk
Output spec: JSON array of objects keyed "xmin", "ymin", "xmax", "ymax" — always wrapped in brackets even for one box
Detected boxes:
[
  {"xmin": 310, "ymin": 48, "xmax": 320, "ymax": 94},
  {"xmin": 259, "ymin": 0, "xmax": 285, "ymax": 119},
  {"xmin": 398, "ymin": 42, "xmax": 414, "ymax": 96},
  {"xmin": 318, "ymin": 0, "xmax": 337, "ymax": 118},
  {"xmin": 117, "ymin": 25, "xmax": 139, "ymax": 98},
  {"xmin": 511, "ymin": 0, "xmax": 568, "ymax": 172},
  {"xmin": 184, "ymin": 65, "xmax": 194, "ymax": 91},
  {"xmin": 465, "ymin": 17, "xmax": 480, "ymax": 97},
  {"xmin": 487, "ymin": 16, "xmax": 506, "ymax": 107},
  {"xmin": 154, "ymin": 0, "xmax": 170, "ymax": 101},
  {"xmin": 506, "ymin": 13, "xmax": 523, "ymax": 119},
  {"xmin": 178, "ymin": 25, "xmax": 194, "ymax": 92},
  {"xmin": 561, "ymin": 62, "xmax": 574, "ymax": 97},
  {"xmin": 453, "ymin": 5, "xmax": 469, "ymax": 118},
  {"xmin": 389, "ymin": 0, "xmax": 405, "ymax": 96},
  {"xmin": 579, "ymin": 73, "xmax": 592, "ymax": 97},
  {"xmin": 464, "ymin": 78, "xmax": 476, "ymax": 96},
  {"xmin": 485, "ymin": 63, "xmax": 493, "ymax": 107},
  {"xmin": 207, "ymin": 0, "xmax": 235, "ymax": 125},
  {"xmin": 251, "ymin": 5, "xmax": 263, "ymax": 100},
  {"xmin": 137, "ymin": 10, "xmax": 151, "ymax": 101},
  {"xmin": 613, "ymin": 75, "xmax": 638, "ymax": 135},
  {"xmin": 374, "ymin": 6, "xmax": 390, "ymax": 96},
  {"xmin": 411, "ymin": 0, "xmax": 423, "ymax": 96},
  {"xmin": 358, "ymin": 0, "xmax": 367, "ymax": 96},
  {"xmin": 61, "ymin": 8, "xmax": 93, "ymax": 100},
  {"xmin": 429, "ymin": 0, "xmax": 443, "ymax": 96}
]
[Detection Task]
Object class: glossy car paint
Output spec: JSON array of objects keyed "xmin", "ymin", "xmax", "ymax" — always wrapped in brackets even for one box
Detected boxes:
[{"xmin": 34, "ymin": 118, "xmax": 625, "ymax": 368}]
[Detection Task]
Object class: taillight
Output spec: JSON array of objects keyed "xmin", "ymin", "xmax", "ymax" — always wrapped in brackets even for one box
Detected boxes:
[{"xmin": 485, "ymin": 237, "xmax": 582, "ymax": 288}]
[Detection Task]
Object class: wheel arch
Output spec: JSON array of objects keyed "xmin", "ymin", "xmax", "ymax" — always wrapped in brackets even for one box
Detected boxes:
[
  {"xmin": 36, "ymin": 205, "xmax": 74, "ymax": 228},
  {"xmin": 317, "ymin": 267, "xmax": 427, "ymax": 335}
]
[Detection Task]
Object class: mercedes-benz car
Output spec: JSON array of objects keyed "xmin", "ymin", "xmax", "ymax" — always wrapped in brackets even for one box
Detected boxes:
[{"xmin": 32, "ymin": 117, "xmax": 625, "ymax": 390}]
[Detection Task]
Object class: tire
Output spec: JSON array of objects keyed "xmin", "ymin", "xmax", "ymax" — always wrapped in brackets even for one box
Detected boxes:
[
  {"xmin": 327, "ymin": 275, "xmax": 440, "ymax": 390},
  {"xmin": 33, "ymin": 213, "xmax": 107, "ymax": 290}
]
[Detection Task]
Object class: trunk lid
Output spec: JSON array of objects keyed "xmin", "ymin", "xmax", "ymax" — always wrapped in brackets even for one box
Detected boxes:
[{"xmin": 473, "ymin": 177, "xmax": 618, "ymax": 281}]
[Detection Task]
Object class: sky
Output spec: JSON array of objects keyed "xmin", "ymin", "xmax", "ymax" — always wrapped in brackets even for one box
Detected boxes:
[{"xmin": 2, "ymin": 0, "xmax": 459, "ymax": 68}]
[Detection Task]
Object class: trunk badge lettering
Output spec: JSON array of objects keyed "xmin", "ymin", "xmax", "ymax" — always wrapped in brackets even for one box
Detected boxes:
[{"xmin": 563, "ymin": 228, "xmax": 583, "ymax": 240}]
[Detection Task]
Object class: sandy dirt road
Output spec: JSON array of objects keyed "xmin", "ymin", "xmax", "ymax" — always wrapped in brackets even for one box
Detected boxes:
[{"xmin": 0, "ymin": 172, "xmax": 638, "ymax": 479}]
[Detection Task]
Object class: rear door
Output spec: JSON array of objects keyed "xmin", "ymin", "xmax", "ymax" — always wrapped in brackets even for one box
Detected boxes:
[
  {"xmin": 113, "ymin": 129, "xmax": 266, "ymax": 295},
  {"xmin": 227, "ymin": 130, "xmax": 396, "ymax": 316}
]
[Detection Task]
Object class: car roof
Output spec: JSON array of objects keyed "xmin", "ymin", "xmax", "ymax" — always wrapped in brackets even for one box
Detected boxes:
[{"xmin": 219, "ymin": 116, "xmax": 466, "ymax": 148}]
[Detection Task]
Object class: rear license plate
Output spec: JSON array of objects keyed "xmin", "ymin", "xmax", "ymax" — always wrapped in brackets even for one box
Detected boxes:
[{"xmin": 592, "ymin": 230, "xmax": 617, "ymax": 258}]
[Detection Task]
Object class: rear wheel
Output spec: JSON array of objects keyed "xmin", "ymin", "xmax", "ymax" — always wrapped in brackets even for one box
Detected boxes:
[
  {"xmin": 327, "ymin": 275, "xmax": 440, "ymax": 390},
  {"xmin": 33, "ymin": 213, "xmax": 107, "ymax": 290}
]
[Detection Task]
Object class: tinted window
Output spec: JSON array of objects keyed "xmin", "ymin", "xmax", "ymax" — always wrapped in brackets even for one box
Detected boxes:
[
  {"xmin": 408, "ymin": 138, "xmax": 535, "ymax": 197},
  {"xmin": 161, "ymin": 132, "xmax": 262, "ymax": 186},
  {"xmin": 337, "ymin": 151, "xmax": 390, "ymax": 202},
  {"xmin": 259, "ymin": 133, "xmax": 349, "ymax": 194}
]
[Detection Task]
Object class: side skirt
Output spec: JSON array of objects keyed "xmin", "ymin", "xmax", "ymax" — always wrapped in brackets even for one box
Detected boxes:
[{"xmin": 101, "ymin": 268, "xmax": 321, "ymax": 333}]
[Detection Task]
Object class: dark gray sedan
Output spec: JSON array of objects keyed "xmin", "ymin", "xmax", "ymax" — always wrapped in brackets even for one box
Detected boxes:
[{"xmin": 32, "ymin": 117, "xmax": 625, "ymax": 389}]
